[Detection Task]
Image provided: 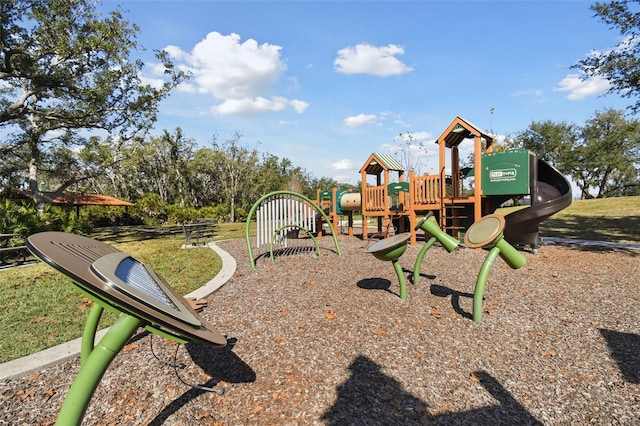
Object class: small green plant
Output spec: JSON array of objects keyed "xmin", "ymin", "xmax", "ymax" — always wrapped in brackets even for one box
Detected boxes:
[{"xmin": 199, "ymin": 204, "xmax": 230, "ymax": 223}]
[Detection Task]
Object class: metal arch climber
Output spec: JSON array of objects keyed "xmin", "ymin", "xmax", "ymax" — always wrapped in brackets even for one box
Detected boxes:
[{"xmin": 245, "ymin": 190, "xmax": 342, "ymax": 268}]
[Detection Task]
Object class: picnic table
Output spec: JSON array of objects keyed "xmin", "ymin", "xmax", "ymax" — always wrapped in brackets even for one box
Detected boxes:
[
  {"xmin": 0, "ymin": 233, "xmax": 28, "ymax": 265},
  {"xmin": 182, "ymin": 219, "xmax": 216, "ymax": 245}
]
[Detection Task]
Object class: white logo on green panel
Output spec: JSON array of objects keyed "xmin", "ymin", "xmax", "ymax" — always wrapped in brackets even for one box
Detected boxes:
[{"xmin": 489, "ymin": 168, "xmax": 517, "ymax": 182}]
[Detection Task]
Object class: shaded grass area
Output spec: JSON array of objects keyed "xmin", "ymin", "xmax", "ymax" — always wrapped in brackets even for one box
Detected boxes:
[
  {"xmin": 0, "ymin": 223, "xmax": 255, "ymax": 363},
  {"xmin": 541, "ymin": 196, "xmax": 639, "ymax": 243},
  {"xmin": 498, "ymin": 195, "xmax": 640, "ymax": 244}
]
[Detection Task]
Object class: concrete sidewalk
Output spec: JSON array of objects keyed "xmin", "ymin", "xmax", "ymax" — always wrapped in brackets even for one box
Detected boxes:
[
  {"xmin": 543, "ymin": 236, "xmax": 640, "ymax": 250},
  {"xmin": 0, "ymin": 241, "xmax": 237, "ymax": 381}
]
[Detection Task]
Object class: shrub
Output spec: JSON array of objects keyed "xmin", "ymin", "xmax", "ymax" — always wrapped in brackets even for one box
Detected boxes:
[
  {"xmin": 131, "ymin": 194, "xmax": 168, "ymax": 225},
  {"xmin": 199, "ymin": 204, "xmax": 229, "ymax": 222},
  {"xmin": 0, "ymin": 200, "xmax": 40, "ymax": 241},
  {"xmin": 167, "ymin": 204, "xmax": 200, "ymax": 224}
]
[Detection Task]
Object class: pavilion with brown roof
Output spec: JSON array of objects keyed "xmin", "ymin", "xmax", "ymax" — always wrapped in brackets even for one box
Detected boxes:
[{"xmin": 15, "ymin": 190, "xmax": 134, "ymax": 218}]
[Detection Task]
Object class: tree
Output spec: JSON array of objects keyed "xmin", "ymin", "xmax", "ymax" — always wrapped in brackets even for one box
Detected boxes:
[
  {"xmin": 573, "ymin": 109, "xmax": 640, "ymax": 198},
  {"xmin": 392, "ymin": 132, "xmax": 428, "ymax": 174},
  {"xmin": 188, "ymin": 147, "xmax": 227, "ymax": 207},
  {"xmin": 211, "ymin": 133, "xmax": 260, "ymax": 222},
  {"xmin": 574, "ymin": 1, "xmax": 640, "ymax": 114},
  {"xmin": 124, "ymin": 128, "xmax": 196, "ymax": 205},
  {"xmin": 252, "ymin": 154, "xmax": 315, "ymax": 199},
  {"xmin": 512, "ymin": 110, "xmax": 640, "ymax": 199},
  {"xmin": 512, "ymin": 120, "xmax": 578, "ymax": 169},
  {"xmin": 0, "ymin": 0, "xmax": 186, "ymax": 209}
]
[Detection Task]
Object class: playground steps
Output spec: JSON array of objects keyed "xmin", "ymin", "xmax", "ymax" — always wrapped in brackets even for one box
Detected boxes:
[{"xmin": 443, "ymin": 203, "xmax": 469, "ymax": 236}]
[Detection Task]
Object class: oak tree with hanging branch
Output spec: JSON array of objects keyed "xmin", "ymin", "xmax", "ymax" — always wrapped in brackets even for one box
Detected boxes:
[{"xmin": 0, "ymin": 0, "xmax": 187, "ymax": 210}]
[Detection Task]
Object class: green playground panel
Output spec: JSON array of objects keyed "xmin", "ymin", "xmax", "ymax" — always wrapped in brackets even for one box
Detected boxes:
[{"xmin": 481, "ymin": 149, "xmax": 532, "ymax": 196}]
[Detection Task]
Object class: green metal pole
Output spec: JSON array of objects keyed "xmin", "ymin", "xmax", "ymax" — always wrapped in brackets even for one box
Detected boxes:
[
  {"xmin": 412, "ymin": 236, "xmax": 436, "ymax": 285},
  {"xmin": 56, "ymin": 313, "xmax": 142, "ymax": 426},
  {"xmin": 81, "ymin": 304, "xmax": 104, "ymax": 365},
  {"xmin": 392, "ymin": 259, "xmax": 407, "ymax": 300},
  {"xmin": 495, "ymin": 239, "xmax": 527, "ymax": 269},
  {"xmin": 472, "ymin": 246, "xmax": 500, "ymax": 323}
]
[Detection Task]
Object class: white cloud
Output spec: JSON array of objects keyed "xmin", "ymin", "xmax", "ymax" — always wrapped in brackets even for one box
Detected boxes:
[
  {"xmin": 287, "ymin": 76, "xmax": 301, "ymax": 91},
  {"xmin": 554, "ymin": 73, "xmax": 610, "ymax": 100},
  {"xmin": 138, "ymin": 74, "xmax": 166, "ymax": 90},
  {"xmin": 510, "ymin": 88, "xmax": 545, "ymax": 103},
  {"xmin": 164, "ymin": 45, "xmax": 187, "ymax": 61},
  {"xmin": 334, "ymin": 43, "xmax": 413, "ymax": 76},
  {"xmin": 558, "ymin": 34, "xmax": 636, "ymax": 101},
  {"xmin": 334, "ymin": 174, "xmax": 356, "ymax": 185},
  {"xmin": 165, "ymin": 32, "xmax": 307, "ymax": 115},
  {"xmin": 289, "ymin": 99, "xmax": 310, "ymax": 113},
  {"xmin": 395, "ymin": 131, "xmax": 433, "ymax": 144},
  {"xmin": 382, "ymin": 131, "xmax": 433, "ymax": 157},
  {"xmin": 211, "ymin": 96, "xmax": 287, "ymax": 116},
  {"xmin": 380, "ymin": 141, "xmax": 432, "ymax": 158},
  {"xmin": 177, "ymin": 82, "xmax": 198, "ymax": 93},
  {"xmin": 332, "ymin": 159, "xmax": 354, "ymax": 170},
  {"xmin": 587, "ymin": 34, "xmax": 639, "ymax": 59},
  {"xmin": 208, "ymin": 96, "xmax": 308, "ymax": 116},
  {"xmin": 139, "ymin": 62, "xmax": 171, "ymax": 89},
  {"xmin": 344, "ymin": 113, "xmax": 378, "ymax": 127}
]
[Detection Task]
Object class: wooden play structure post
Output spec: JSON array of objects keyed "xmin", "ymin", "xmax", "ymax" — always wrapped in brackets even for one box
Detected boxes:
[
  {"xmin": 359, "ymin": 153, "xmax": 407, "ymax": 241},
  {"xmin": 436, "ymin": 116, "xmax": 495, "ymax": 239}
]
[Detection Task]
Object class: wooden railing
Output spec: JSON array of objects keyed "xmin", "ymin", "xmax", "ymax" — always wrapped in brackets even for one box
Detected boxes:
[
  {"xmin": 363, "ymin": 185, "xmax": 387, "ymax": 213},
  {"xmin": 411, "ymin": 173, "xmax": 441, "ymax": 206}
]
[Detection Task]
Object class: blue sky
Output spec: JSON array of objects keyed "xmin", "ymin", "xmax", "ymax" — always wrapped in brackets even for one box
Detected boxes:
[{"xmin": 100, "ymin": 0, "xmax": 630, "ymax": 184}]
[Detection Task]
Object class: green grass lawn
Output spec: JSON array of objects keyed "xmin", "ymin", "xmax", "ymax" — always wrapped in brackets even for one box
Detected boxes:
[
  {"xmin": 0, "ymin": 223, "xmax": 253, "ymax": 363},
  {"xmin": 497, "ymin": 195, "xmax": 640, "ymax": 244}
]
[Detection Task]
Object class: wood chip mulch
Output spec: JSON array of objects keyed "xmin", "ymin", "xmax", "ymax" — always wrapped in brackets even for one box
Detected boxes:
[{"xmin": 1, "ymin": 234, "xmax": 639, "ymax": 425}]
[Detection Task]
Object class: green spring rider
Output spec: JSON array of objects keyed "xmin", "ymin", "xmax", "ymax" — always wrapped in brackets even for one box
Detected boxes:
[
  {"xmin": 366, "ymin": 233, "xmax": 412, "ymax": 300},
  {"xmin": 413, "ymin": 212, "xmax": 460, "ymax": 285},
  {"xmin": 463, "ymin": 214, "xmax": 527, "ymax": 322}
]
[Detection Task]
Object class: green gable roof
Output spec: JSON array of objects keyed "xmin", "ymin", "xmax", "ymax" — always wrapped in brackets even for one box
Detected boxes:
[{"xmin": 360, "ymin": 152, "xmax": 405, "ymax": 175}]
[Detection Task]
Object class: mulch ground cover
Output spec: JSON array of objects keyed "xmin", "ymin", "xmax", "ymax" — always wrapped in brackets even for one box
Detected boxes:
[{"xmin": 1, "ymin": 234, "xmax": 639, "ymax": 425}]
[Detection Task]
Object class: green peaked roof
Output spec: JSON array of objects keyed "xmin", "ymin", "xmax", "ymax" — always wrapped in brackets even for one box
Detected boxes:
[{"xmin": 360, "ymin": 152, "xmax": 405, "ymax": 175}]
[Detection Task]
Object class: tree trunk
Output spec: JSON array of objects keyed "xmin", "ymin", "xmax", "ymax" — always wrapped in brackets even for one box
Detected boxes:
[
  {"xmin": 28, "ymin": 158, "xmax": 47, "ymax": 215},
  {"xmin": 230, "ymin": 195, "xmax": 235, "ymax": 223}
]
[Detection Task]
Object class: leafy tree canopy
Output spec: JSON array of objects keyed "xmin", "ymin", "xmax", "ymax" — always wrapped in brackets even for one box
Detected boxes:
[
  {"xmin": 0, "ymin": 0, "xmax": 186, "ymax": 206},
  {"xmin": 574, "ymin": 1, "xmax": 640, "ymax": 114},
  {"xmin": 513, "ymin": 109, "xmax": 640, "ymax": 199}
]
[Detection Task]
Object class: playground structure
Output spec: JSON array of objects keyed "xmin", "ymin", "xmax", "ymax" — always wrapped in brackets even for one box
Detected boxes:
[
  {"xmin": 245, "ymin": 191, "xmax": 341, "ymax": 268},
  {"xmin": 23, "ymin": 160, "xmax": 541, "ymax": 422},
  {"xmin": 25, "ymin": 232, "xmax": 227, "ymax": 425},
  {"xmin": 317, "ymin": 116, "xmax": 572, "ymax": 252},
  {"xmin": 412, "ymin": 212, "xmax": 460, "ymax": 285},
  {"xmin": 366, "ymin": 233, "xmax": 412, "ymax": 299},
  {"xmin": 242, "ymin": 188, "xmax": 525, "ymax": 322}
]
